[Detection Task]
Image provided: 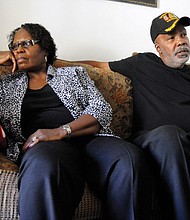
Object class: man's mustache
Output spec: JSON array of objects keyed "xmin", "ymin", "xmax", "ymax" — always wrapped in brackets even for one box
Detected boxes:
[{"xmin": 174, "ymin": 46, "xmax": 190, "ymax": 55}]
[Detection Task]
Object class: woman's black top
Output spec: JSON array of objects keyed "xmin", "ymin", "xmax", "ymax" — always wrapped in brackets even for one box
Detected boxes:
[{"xmin": 21, "ymin": 84, "xmax": 74, "ymax": 139}]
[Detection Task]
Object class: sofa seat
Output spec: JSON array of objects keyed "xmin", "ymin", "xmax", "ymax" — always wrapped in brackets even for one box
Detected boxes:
[{"xmin": 0, "ymin": 59, "xmax": 133, "ymax": 219}]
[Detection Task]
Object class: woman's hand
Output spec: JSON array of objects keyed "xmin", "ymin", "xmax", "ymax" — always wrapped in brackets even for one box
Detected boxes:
[
  {"xmin": 22, "ymin": 127, "xmax": 67, "ymax": 152},
  {"xmin": 23, "ymin": 115, "xmax": 101, "ymax": 152},
  {"xmin": 0, "ymin": 51, "xmax": 17, "ymax": 73}
]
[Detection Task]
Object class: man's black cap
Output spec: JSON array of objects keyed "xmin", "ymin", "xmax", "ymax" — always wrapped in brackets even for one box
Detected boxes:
[{"xmin": 150, "ymin": 12, "xmax": 190, "ymax": 42}]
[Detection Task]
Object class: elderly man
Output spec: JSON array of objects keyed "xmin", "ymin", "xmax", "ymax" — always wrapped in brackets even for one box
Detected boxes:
[{"xmin": 81, "ymin": 12, "xmax": 190, "ymax": 220}]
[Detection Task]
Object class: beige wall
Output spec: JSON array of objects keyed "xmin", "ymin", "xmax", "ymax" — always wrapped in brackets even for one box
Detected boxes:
[{"xmin": 0, "ymin": 0, "xmax": 190, "ymax": 61}]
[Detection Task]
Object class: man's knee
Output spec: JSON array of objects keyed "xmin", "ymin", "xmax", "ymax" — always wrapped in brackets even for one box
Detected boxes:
[
  {"xmin": 143, "ymin": 125, "xmax": 183, "ymax": 141},
  {"xmin": 135, "ymin": 125, "xmax": 188, "ymax": 161}
]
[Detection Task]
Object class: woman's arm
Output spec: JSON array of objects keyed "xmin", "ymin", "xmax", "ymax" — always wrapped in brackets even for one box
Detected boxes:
[
  {"xmin": 75, "ymin": 66, "xmax": 112, "ymax": 129},
  {"xmin": 66, "ymin": 114, "xmax": 101, "ymax": 136},
  {"xmin": 0, "ymin": 51, "xmax": 17, "ymax": 73},
  {"xmin": 22, "ymin": 114, "xmax": 101, "ymax": 151}
]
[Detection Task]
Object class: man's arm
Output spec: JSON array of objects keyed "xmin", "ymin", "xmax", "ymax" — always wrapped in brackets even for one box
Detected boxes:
[{"xmin": 75, "ymin": 60, "xmax": 110, "ymax": 71}]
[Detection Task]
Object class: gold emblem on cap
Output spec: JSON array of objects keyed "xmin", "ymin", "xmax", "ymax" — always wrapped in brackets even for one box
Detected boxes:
[
  {"xmin": 165, "ymin": 20, "xmax": 179, "ymax": 32},
  {"xmin": 159, "ymin": 12, "xmax": 179, "ymax": 32},
  {"xmin": 159, "ymin": 12, "xmax": 178, "ymax": 22}
]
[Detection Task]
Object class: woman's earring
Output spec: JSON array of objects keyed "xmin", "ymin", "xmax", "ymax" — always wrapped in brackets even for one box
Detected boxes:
[{"xmin": 45, "ymin": 55, "xmax": 47, "ymax": 62}]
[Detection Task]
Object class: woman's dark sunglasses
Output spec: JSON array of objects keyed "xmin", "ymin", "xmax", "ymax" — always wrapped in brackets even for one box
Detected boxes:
[{"xmin": 8, "ymin": 39, "xmax": 40, "ymax": 51}]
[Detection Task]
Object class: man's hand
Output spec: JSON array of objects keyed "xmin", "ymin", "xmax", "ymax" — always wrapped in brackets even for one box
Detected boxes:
[{"xmin": 0, "ymin": 51, "xmax": 17, "ymax": 73}]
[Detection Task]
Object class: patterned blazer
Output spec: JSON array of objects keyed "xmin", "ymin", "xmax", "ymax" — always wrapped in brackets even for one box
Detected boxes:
[{"xmin": 0, "ymin": 65, "xmax": 113, "ymax": 162}]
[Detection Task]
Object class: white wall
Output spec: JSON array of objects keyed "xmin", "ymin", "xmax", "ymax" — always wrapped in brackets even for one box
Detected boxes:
[{"xmin": 0, "ymin": 0, "xmax": 190, "ymax": 61}]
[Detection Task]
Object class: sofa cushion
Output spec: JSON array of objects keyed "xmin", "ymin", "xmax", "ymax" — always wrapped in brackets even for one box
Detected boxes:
[
  {"xmin": 0, "ymin": 153, "xmax": 19, "ymax": 172},
  {"xmin": 0, "ymin": 169, "xmax": 19, "ymax": 219}
]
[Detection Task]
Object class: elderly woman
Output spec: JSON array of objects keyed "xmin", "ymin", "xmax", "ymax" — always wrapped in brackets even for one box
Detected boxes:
[{"xmin": 0, "ymin": 23, "xmax": 152, "ymax": 220}]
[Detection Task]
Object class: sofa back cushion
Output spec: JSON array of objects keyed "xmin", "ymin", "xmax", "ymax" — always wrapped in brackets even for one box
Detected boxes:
[{"xmin": 0, "ymin": 59, "xmax": 133, "ymax": 140}]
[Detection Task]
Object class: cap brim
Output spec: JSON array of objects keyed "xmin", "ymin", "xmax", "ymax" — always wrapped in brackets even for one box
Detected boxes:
[
  {"xmin": 160, "ymin": 16, "xmax": 190, "ymax": 35},
  {"xmin": 178, "ymin": 16, "xmax": 190, "ymax": 27}
]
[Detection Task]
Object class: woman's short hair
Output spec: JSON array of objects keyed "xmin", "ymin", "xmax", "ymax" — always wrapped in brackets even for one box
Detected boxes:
[{"xmin": 8, "ymin": 23, "xmax": 57, "ymax": 64}]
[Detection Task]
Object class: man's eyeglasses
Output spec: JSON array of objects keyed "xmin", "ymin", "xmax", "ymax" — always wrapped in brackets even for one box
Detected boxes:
[{"xmin": 8, "ymin": 39, "xmax": 40, "ymax": 51}]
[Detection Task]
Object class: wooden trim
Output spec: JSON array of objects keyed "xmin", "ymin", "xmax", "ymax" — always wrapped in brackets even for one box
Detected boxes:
[{"xmin": 108, "ymin": 0, "xmax": 157, "ymax": 7}]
